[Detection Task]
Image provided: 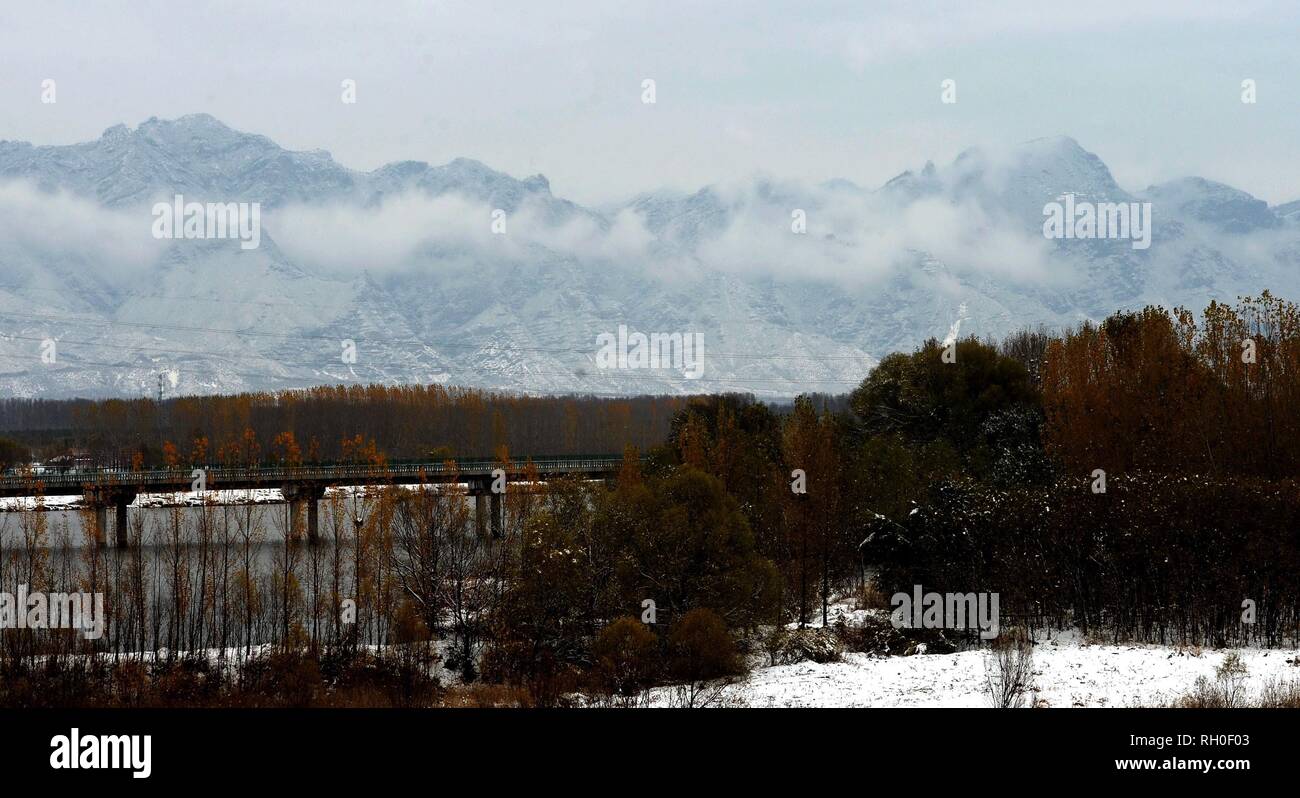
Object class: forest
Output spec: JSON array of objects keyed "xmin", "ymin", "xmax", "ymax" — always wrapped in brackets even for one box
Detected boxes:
[{"xmin": 1, "ymin": 291, "xmax": 1297, "ymax": 707}]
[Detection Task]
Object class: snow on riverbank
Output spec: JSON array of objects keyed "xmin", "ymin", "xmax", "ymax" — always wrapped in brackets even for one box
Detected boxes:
[
  {"xmin": 700, "ymin": 633, "xmax": 1300, "ymax": 708},
  {"xmin": 0, "ymin": 482, "xmax": 545, "ymax": 512},
  {"xmin": 0, "ymin": 487, "xmax": 287, "ymax": 512}
]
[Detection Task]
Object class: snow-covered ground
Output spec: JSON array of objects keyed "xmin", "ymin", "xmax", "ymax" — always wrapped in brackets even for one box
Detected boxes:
[
  {"xmin": 643, "ymin": 601, "xmax": 1300, "ymax": 708},
  {"xmin": 717, "ymin": 634, "xmax": 1300, "ymax": 708}
]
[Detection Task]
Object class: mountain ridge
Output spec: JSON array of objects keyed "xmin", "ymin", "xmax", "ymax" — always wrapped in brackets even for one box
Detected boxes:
[{"xmin": 0, "ymin": 116, "xmax": 1295, "ymax": 399}]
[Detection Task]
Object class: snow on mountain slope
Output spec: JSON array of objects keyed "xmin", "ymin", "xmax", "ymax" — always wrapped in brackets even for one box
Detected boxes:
[
  {"xmin": 0, "ymin": 116, "xmax": 1296, "ymax": 399},
  {"xmin": 1144, "ymin": 177, "xmax": 1281, "ymax": 235},
  {"xmin": 1274, "ymin": 198, "xmax": 1300, "ymax": 223}
]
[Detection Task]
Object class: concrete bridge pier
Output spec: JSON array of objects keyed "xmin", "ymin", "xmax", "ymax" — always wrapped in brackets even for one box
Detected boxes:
[
  {"xmin": 116, "ymin": 501, "xmax": 130, "ymax": 546},
  {"xmin": 475, "ymin": 493, "xmax": 488, "ymax": 537},
  {"xmin": 490, "ymin": 491, "xmax": 504, "ymax": 538},
  {"xmin": 83, "ymin": 486, "xmax": 138, "ymax": 546},
  {"xmin": 282, "ymin": 483, "xmax": 326, "ymax": 542},
  {"xmin": 94, "ymin": 505, "xmax": 109, "ymax": 546},
  {"xmin": 468, "ymin": 477, "xmax": 503, "ymax": 538}
]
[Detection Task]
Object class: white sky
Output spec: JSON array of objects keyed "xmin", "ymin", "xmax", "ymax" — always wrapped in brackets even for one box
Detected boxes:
[{"xmin": 1, "ymin": 0, "xmax": 1297, "ymax": 205}]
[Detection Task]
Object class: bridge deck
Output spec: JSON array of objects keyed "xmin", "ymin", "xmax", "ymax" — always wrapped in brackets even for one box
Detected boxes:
[{"xmin": 0, "ymin": 455, "xmax": 627, "ymax": 498}]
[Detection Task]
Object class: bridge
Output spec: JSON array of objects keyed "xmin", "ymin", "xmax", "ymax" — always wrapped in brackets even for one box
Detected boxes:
[{"xmin": 0, "ymin": 455, "xmax": 626, "ymax": 546}]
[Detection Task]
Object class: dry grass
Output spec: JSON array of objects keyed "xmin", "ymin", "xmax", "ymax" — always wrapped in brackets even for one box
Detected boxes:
[{"xmin": 439, "ymin": 683, "xmax": 531, "ymax": 707}]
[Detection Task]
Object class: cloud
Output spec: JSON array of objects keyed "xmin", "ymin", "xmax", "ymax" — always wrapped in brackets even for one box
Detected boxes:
[
  {"xmin": 266, "ymin": 193, "xmax": 659, "ymax": 276},
  {"xmin": 0, "ymin": 152, "xmax": 1283, "ymax": 308},
  {"xmin": 898, "ymin": 197, "xmax": 1052, "ymax": 281},
  {"xmin": 262, "ymin": 172, "xmax": 1055, "ymax": 291},
  {"xmin": 687, "ymin": 174, "xmax": 1054, "ymax": 286},
  {"xmin": 0, "ymin": 181, "xmax": 165, "ymax": 281},
  {"xmin": 267, "ymin": 193, "xmax": 495, "ymax": 273}
]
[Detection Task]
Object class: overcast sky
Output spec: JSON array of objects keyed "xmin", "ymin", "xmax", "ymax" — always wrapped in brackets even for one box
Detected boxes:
[{"xmin": 1, "ymin": 0, "xmax": 1298, "ymax": 205}]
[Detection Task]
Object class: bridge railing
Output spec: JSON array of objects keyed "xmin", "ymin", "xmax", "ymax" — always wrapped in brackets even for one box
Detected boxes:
[{"xmin": 0, "ymin": 456, "xmax": 629, "ymax": 493}]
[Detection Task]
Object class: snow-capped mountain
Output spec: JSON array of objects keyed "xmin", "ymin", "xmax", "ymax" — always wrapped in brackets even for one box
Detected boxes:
[{"xmin": 0, "ymin": 116, "xmax": 1297, "ymax": 399}]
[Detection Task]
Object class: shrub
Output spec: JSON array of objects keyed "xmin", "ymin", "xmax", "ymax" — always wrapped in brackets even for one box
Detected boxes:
[
  {"xmin": 589, "ymin": 617, "xmax": 659, "ymax": 705},
  {"xmin": 666, "ymin": 608, "xmax": 744, "ymax": 707},
  {"xmin": 984, "ymin": 626, "xmax": 1034, "ymax": 708}
]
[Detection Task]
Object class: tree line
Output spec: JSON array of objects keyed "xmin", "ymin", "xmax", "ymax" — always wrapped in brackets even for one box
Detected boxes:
[{"xmin": 0, "ymin": 385, "xmax": 692, "ymax": 466}]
